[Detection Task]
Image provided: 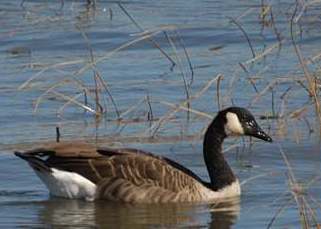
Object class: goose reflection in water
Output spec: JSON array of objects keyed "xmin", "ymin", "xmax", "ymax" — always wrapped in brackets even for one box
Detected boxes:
[{"xmin": 36, "ymin": 197, "xmax": 240, "ymax": 228}]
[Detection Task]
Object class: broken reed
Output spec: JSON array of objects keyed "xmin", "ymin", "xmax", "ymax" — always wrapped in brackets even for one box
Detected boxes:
[{"xmin": 266, "ymin": 146, "xmax": 321, "ymax": 229}]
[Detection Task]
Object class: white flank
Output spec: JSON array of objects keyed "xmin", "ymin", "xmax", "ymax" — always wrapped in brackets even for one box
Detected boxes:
[
  {"xmin": 198, "ymin": 180, "xmax": 241, "ymax": 200},
  {"xmin": 35, "ymin": 168, "xmax": 97, "ymax": 201},
  {"xmin": 225, "ymin": 112, "xmax": 244, "ymax": 136}
]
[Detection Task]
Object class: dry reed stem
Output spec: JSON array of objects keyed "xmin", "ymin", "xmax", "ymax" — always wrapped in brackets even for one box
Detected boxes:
[
  {"xmin": 119, "ymin": 97, "xmax": 146, "ymax": 119},
  {"xmin": 259, "ymin": 2, "xmax": 283, "ymax": 44},
  {"xmin": 266, "ymin": 198, "xmax": 293, "ymax": 229},
  {"xmin": 173, "ymin": 30, "xmax": 194, "ymax": 86},
  {"xmin": 57, "ymin": 93, "xmax": 83, "ymax": 117},
  {"xmin": 50, "ymin": 90, "xmax": 97, "ymax": 114},
  {"xmin": 278, "ymin": 144, "xmax": 316, "ymax": 228},
  {"xmin": 130, "ymin": 25, "xmax": 177, "ymax": 37},
  {"xmin": 308, "ymin": 52, "xmax": 321, "ymax": 64},
  {"xmin": 269, "ymin": 5, "xmax": 283, "ymax": 44},
  {"xmin": 146, "ymin": 74, "xmax": 222, "ymax": 136},
  {"xmin": 243, "ymin": 189, "xmax": 287, "ymax": 213},
  {"xmin": 302, "ymin": 196, "xmax": 320, "ymax": 227},
  {"xmin": 243, "ymin": 40, "xmax": 283, "ymax": 65},
  {"xmin": 235, "ymin": 7, "xmax": 255, "ymax": 21},
  {"xmin": 78, "ymin": 27, "xmax": 120, "ymax": 117},
  {"xmin": 248, "ymin": 77, "xmax": 259, "ymax": 94},
  {"xmin": 159, "ymin": 101, "xmax": 213, "ymax": 119},
  {"xmin": 77, "ymin": 30, "xmax": 164, "ymax": 76},
  {"xmin": 33, "ymin": 77, "xmax": 92, "ymax": 114},
  {"xmin": 146, "ymin": 94, "xmax": 154, "ymax": 127},
  {"xmin": 248, "ymin": 78, "xmax": 294, "ymax": 107},
  {"xmin": 293, "ymin": 0, "xmax": 321, "ymax": 23},
  {"xmin": 290, "ymin": 1, "xmax": 321, "ymax": 125},
  {"xmin": 255, "ymin": 49, "xmax": 321, "ymax": 97},
  {"xmin": 216, "ymin": 74, "xmax": 224, "ymax": 110},
  {"xmin": 117, "ymin": 3, "xmax": 176, "ymax": 68},
  {"xmin": 55, "ymin": 126, "xmax": 61, "ymax": 142},
  {"xmin": 18, "ymin": 59, "xmax": 86, "ymax": 90},
  {"xmin": 240, "ymin": 171, "xmax": 278, "ymax": 186},
  {"xmin": 227, "ymin": 16, "xmax": 256, "ymax": 58},
  {"xmin": 93, "ymin": 68, "xmax": 120, "ymax": 117},
  {"xmin": 226, "ymin": 63, "xmax": 270, "ymax": 109},
  {"xmin": 20, "ymin": 30, "xmax": 164, "ymax": 92},
  {"xmin": 165, "ymin": 32, "xmax": 191, "ymax": 114},
  {"xmin": 225, "ymin": 67, "xmax": 244, "ymax": 106},
  {"xmin": 78, "ymin": 27, "xmax": 104, "ymax": 115},
  {"xmin": 25, "ymin": 30, "xmax": 168, "ymax": 118},
  {"xmin": 33, "ymin": 80, "xmax": 67, "ymax": 113},
  {"xmin": 308, "ymin": 195, "xmax": 321, "ymax": 220}
]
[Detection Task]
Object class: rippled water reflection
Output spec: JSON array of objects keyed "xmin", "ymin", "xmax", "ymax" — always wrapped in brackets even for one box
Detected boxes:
[{"xmin": 32, "ymin": 198, "xmax": 239, "ymax": 228}]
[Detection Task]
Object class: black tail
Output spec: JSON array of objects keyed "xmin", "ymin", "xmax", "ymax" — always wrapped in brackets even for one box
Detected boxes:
[{"xmin": 15, "ymin": 151, "xmax": 52, "ymax": 173}]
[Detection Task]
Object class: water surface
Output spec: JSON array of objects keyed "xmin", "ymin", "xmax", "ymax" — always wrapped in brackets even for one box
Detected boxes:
[{"xmin": 1, "ymin": 0, "xmax": 321, "ymax": 228}]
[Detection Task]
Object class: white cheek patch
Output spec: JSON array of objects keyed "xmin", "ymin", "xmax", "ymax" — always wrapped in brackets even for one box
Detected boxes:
[{"xmin": 225, "ymin": 112, "xmax": 244, "ymax": 136}]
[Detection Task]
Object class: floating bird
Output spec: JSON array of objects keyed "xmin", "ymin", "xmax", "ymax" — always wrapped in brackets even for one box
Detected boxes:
[{"xmin": 15, "ymin": 107, "xmax": 272, "ymax": 203}]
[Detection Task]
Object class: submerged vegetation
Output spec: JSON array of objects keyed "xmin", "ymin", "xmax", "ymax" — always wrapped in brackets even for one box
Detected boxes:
[{"xmin": 2, "ymin": 0, "xmax": 321, "ymax": 227}]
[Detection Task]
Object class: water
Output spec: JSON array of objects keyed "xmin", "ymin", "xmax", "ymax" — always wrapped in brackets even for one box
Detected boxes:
[{"xmin": 1, "ymin": 0, "xmax": 321, "ymax": 227}]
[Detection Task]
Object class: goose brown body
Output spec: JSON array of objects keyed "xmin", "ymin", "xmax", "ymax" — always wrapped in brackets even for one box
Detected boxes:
[{"xmin": 16, "ymin": 142, "xmax": 225, "ymax": 203}]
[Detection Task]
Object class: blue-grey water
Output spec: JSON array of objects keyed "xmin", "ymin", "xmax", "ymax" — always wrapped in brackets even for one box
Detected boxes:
[{"xmin": 1, "ymin": 0, "xmax": 321, "ymax": 228}]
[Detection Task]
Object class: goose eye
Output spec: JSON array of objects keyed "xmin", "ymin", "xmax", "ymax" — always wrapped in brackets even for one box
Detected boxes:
[{"xmin": 247, "ymin": 120, "xmax": 256, "ymax": 128}]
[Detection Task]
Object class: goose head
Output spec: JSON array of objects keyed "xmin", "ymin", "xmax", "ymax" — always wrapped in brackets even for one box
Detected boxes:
[{"xmin": 219, "ymin": 107, "xmax": 272, "ymax": 142}]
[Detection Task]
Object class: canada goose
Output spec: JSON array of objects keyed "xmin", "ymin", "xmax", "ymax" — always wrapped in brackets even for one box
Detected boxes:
[{"xmin": 15, "ymin": 107, "xmax": 272, "ymax": 203}]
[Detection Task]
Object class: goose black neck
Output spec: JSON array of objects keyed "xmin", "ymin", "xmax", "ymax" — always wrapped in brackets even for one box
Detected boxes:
[{"xmin": 203, "ymin": 117, "xmax": 236, "ymax": 191}]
